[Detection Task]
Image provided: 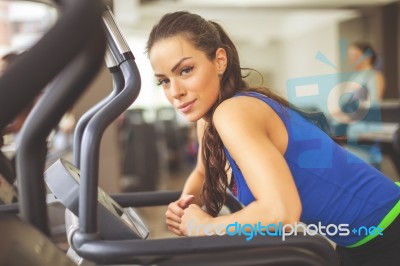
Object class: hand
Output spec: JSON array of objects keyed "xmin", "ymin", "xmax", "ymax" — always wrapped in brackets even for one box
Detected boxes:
[
  {"xmin": 165, "ymin": 195, "xmax": 195, "ymax": 236},
  {"xmin": 180, "ymin": 204, "xmax": 213, "ymax": 236}
]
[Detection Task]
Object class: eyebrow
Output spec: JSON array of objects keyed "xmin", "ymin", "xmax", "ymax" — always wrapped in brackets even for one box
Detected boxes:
[{"xmin": 154, "ymin": 57, "xmax": 192, "ymax": 77}]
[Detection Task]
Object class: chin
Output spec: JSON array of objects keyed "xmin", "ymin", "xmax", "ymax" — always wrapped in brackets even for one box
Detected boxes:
[
  {"xmin": 185, "ymin": 115, "xmax": 201, "ymax": 123},
  {"xmin": 184, "ymin": 112, "xmax": 204, "ymax": 123}
]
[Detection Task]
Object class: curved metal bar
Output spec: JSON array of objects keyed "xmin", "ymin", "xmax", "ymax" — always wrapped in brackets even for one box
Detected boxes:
[
  {"xmin": 74, "ymin": 7, "xmax": 135, "ymax": 168},
  {"xmin": 71, "ymin": 233, "xmax": 338, "ymax": 265},
  {"xmin": 73, "ymin": 46, "xmax": 123, "ymax": 167},
  {"xmin": 77, "ymin": 7, "xmax": 141, "ymax": 235},
  {"xmin": 104, "ymin": 45, "xmax": 118, "ymax": 69},
  {"xmin": 78, "ymin": 58, "xmax": 141, "ymax": 235},
  {"xmin": 72, "ymin": 71, "xmax": 123, "ymax": 167},
  {"xmin": 110, "ymin": 190, "xmax": 243, "ymax": 213},
  {"xmin": 0, "ymin": 0, "xmax": 103, "ymax": 131},
  {"xmin": 102, "ymin": 6, "xmax": 133, "ymax": 64},
  {"xmin": 17, "ymin": 20, "xmax": 106, "ymax": 235}
]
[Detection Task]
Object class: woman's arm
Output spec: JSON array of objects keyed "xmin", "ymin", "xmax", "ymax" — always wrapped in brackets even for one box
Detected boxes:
[
  {"xmin": 180, "ymin": 119, "xmax": 206, "ymax": 206},
  {"xmin": 180, "ymin": 96, "xmax": 302, "ymax": 235},
  {"xmin": 165, "ymin": 119, "xmax": 206, "ymax": 235},
  {"xmin": 375, "ymin": 71, "xmax": 385, "ymax": 101}
]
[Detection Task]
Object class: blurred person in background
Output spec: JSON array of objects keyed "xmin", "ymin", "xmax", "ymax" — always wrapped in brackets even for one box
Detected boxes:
[{"xmin": 345, "ymin": 42, "xmax": 386, "ymax": 169}]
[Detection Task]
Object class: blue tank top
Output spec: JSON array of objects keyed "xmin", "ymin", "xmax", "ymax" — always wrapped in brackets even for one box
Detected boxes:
[{"xmin": 224, "ymin": 91, "xmax": 400, "ymax": 246}]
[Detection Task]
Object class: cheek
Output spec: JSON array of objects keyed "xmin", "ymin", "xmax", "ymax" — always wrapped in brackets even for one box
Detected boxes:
[
  {"xmin": 350, "ymin": 54, "xmax": 358, "ymax": 62},
  {"xmin": 348, "ymin": 50, "xmax": 361, "ymax": 62},
  {"xmin": 163, "ymin": 89, "xmax": 173, "ymax": 104},
  {"xmin": 196, "ymin": 69, "xmax": 220, "ymax": 93},
  {"xmin": 208, "ymin": 74, "xmax": 221, "ymax": 98}
]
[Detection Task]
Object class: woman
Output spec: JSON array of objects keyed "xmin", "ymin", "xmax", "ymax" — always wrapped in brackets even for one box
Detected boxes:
[
  {"xmin": 347, "ymin": 42, "xmax": 385, "ymax": 100},
  {"xmin": 343, "ymin": 42, "xmax": 386, "ymax": 169},
  {"xmin": 147, "ymin": 11, "xmax": 400, "ymax": 265}
]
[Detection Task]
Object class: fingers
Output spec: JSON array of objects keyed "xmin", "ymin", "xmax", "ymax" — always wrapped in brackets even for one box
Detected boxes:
[
  {"xmin": 168, "ymin": 224, "xmax": 183, "ymax": 236},
  {"xmin": 166, "ymin": 216, "xmax": 181, "ymax": 228},
  {"xmin": 177, "ymin": 195, "xmax": 195, "ymax": 208},
  {"xmin": 165, "ymin": 201, "xmax": 185, "ymax": 236},
  {"xmin": 166, "ymin": 216, "xmax": 182, "ymax": 236},
  {"xmin": 165, "ymin": 196, "xmax": 194, "ymax": 223},
  {"xmin": 166, "ymin": 202, "xmax": 184, "ymax": 220},
  {"xmin": 165, "ymin": 195, "xmax": 195, "ymax": 236}
]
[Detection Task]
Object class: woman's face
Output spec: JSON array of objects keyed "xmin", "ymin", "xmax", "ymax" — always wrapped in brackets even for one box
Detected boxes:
[
  {"xmin": 347, "ymin": 45, "xmax": 370, "ymax": 70},
  {"xmin": 149, "ymin": 36, "xmax": 225, "ymax": 122}
]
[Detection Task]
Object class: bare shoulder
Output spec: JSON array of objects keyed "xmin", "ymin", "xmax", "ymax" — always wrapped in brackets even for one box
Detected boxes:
[{"xmin": 213, "ymin": 94, "xmax": 276, "ymax": 129}]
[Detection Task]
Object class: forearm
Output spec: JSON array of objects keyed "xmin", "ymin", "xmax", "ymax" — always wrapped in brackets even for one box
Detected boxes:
[
  {"xmin": 181, "ymin": 119, "xmax": 207, "ymax": 206},
  {"xmin": 181, "ymin": 169, "xmax": 204, "ymax": 206}
]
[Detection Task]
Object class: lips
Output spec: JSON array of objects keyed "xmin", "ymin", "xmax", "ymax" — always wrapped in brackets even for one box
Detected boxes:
[{"xmin": 178, "ymin": 99, "xmax": 196, "ymax": 114}]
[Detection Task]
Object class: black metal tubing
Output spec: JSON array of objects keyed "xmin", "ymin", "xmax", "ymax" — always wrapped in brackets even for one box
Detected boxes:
[
  {"xmin": 0, "ymin": 190, "xmax": 242, "ymax": 218},
  {"xmin": 0, "ymin": 203, "xmax": 18, "ymax": 214},
  {"xmin": 73, "ymin": 7, "xmax": 131, "ymax": 168},
  {"xmin": 78, "ymin": 59, "xmax": 141, "ymax": 235},
  {"xmin": 0, "ymin": 190, "xmax": 241, "ymax": 219},
  {"xmin": 71, "ymin": 233, "xmax": 338, "ymax": 265},
  {"xmin": 73, "ymin": 44, "xmax": 121, "ymax": 167},
  {"xmin": 102, "ymin": 7, "xmax": 134, "ymax": 65},
  {"xmin": 111, "ymin": 190, "xmax": 243, "ymax": 213},
  {"xmin": 73, "ymin": 68, "xmax": 124, "ymax": 167},
  {"xmin": 110, "ymin": 190, "xmax": 181, "ymax": 208},
  {"xmin": 76, "ymin": 6, "xmax": 141, "ymax": 236},
  {"xmin": 17, "ymin": 19, "xmax": 106, "ymax": 235},
  {"xmin": 0, "ymin": 0, "xmax": 102, "ymax": 131}
]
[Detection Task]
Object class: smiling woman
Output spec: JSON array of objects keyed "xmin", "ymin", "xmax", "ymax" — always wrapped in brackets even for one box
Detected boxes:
[
  {"xmin": 146, "ymin": 11, "xmax": 400, "ymax": 266},
  {"xmin": 149, "ymin": 36, "xmax": 223, "ymax": 122}
]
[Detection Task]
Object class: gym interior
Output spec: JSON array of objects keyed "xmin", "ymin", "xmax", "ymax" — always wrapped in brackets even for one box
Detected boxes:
[{"xmin": 0, "ymin": 0, "xmax": 399, "ymax": 265}]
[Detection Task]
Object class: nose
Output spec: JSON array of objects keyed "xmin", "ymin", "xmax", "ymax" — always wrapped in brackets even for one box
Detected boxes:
[{"xmin": 170, "ymin": 79, "xmax": 186, "ymax": 99}]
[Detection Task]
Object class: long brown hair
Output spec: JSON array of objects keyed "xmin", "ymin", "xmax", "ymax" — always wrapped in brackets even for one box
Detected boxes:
[{"xmin": 147, "ymin": 11, "xmax": 331, "ymax": 216}]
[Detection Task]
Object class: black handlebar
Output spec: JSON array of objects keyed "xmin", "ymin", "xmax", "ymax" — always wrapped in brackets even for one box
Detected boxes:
[
  {"xmin": 0, "ymin": 0, "xmax": 102, "ymax": 131},
  {"xmin": 8, "ymin": 0, "xmax": 106, "ymax": 235}
]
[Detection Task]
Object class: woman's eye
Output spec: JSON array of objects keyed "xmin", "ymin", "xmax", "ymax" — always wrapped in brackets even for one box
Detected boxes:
[
  {"xmin": 180, "ymin": 66, "xmax": 193, "ymax": 76},
  {"xmin": 157, "ymin": 79, "xmax": 169, "ymax": 86}
]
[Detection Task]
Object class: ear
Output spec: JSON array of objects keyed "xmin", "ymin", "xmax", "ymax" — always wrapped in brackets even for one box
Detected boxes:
[{"xmin": 215, "ymin": 48, "xmax": 227, "ymax": 74}]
